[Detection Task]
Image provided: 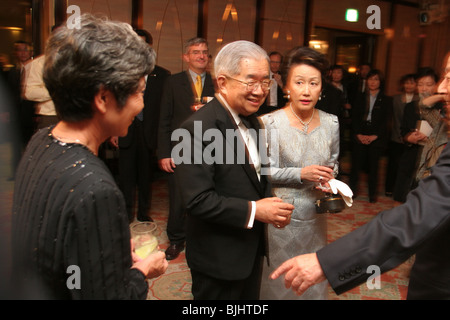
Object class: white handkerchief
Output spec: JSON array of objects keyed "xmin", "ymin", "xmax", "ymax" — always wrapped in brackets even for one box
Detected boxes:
[
  {"xmin": 328, "ymin": 179, "xmax": 353, "ymax": 207},
  {"xmin": 417, "ymin": 120, "xmax": 433, "ymax": 137}
]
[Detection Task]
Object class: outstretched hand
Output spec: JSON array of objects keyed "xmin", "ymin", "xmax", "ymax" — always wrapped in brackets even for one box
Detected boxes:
[{"xmin": 270, "ymin": 253, "xmax": 327, "ymax": 296}]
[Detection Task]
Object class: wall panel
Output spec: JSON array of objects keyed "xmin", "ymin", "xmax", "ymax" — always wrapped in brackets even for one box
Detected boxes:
[
  {"xmin": 70, "ymin": 0, "xmax": 131, "ymax": 23},
  {"xmin": 143, "ymin": 0, "xmax": 198, "ymax": 73},
  {"xmin": 260, "ymin": 0, "xmax": 306, "ymax": 56},
  {"xmin": 207, "ymin": 0, "xmax": 257, "ymax": 67}
]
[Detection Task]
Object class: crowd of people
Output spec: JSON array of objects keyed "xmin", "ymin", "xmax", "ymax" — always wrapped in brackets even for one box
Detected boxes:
[{"xmin": 1, "ymin": 13, "xmax": 449, "ymax": 300}]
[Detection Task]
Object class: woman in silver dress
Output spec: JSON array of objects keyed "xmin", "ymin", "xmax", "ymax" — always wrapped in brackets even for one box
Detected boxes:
[{"xmin": 260, "ymin": 46, "xmax": 340, "ymax": 300}]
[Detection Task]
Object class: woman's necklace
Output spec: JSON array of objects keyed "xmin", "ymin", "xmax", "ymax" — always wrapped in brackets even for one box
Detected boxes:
[
  {"xmin": 51, "ymin": 132, "xmax": 97, "ymax": 155},
  {"xmin": 289, "ymin": 103, "xmax": 315, "ymax": 133}
]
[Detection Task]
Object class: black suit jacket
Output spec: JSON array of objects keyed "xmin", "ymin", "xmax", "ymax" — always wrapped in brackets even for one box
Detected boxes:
[
  {"xmin": 316, "ymin": 81, "xmax": 345, "ymax": 118},
  {"xmin": 119, "ymin": 65, "xmax": 171, "ymax": 149},
  {"xmin": 157, "ymin": 70, "xmax": 215, "ymax": 159},
  {"xmin": 352, "ymin": 91, "xmax": 391, "ymax": 147},
  {"xmin": 174, "ymin": 97, "xmax": 272, "ymax": 281},
  {"xmin": 317, "ymin": 143, "xmax": 450, "ymax": 298},
  {"xmin": 6, "ymin": 67, "xmax": 35, "ymax": 140}
]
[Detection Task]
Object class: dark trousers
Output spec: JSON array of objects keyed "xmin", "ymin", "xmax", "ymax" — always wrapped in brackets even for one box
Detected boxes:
[
  {"xmin": 385, "ymin": 141, "xmax": 405, "ymax": 193},
  {"xmin": 350, "ymin": 141, "xmax": 382, "ymax": 199},
  {"xmin": 393, "ymin": 145, "xmax": 421, "ymax": 202},
  {"xmin": 119, "ymin": 121, "xmax": 153, "ymax": 220},
  {"xmin": 190, "ymin": 254, "xmax": 263, "ymax": 300},
  {"xmin": 167, "ymin": 172, "xmax": 186, "ymax": 244}
]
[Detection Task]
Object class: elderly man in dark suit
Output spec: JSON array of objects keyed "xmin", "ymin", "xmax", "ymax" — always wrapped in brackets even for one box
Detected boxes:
[
  {"xmin": 111, "ymin": 30, "xmax": 170, "ymax": 222},
  {"xmin": 173, "ymin": 40, "xmax": 294, "ymax": 300},
  {"xmin": 157, "ymin": 37, "xmax": 215, "ymax": 260},
  {"xmin": 270, "ymin": 52, "xmax": 450, "ymax": 300}
]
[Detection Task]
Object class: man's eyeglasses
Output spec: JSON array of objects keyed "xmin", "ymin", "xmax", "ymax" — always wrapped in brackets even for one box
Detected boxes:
[{"xmin": 226, "ymin": 76, "xmax": 272, "ymax": 92}]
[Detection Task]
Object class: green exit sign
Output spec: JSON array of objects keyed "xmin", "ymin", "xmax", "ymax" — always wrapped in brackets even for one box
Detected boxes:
[{"xmin": 346, "ymin": 9, "xmax": 359, "ymax": 22}]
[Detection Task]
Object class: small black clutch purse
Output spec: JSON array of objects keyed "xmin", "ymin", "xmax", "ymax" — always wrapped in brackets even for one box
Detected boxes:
[{"xmin": 315, "ymin": 193, "xmax": 345, "ymax": 214}]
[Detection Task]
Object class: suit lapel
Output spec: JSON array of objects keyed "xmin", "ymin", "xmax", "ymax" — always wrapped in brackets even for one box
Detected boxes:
[
  {"xmin": 144, "ymin": 72, "xmax": 156, "ymax": 100},
  {"xmin": 182, "ymin": 71, "xmax": 195, "ymax": 101},
  {"xmin": 213, "ymin": 100, "xmax": 264, "ymax": 196},
  {"xmin": 202, "ymin": 73, "xmax": 215, "ymax": 97}
]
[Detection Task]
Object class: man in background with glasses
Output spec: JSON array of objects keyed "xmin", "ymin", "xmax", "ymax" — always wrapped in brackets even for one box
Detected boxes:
[
  {"xmin": 174, "ymin": 40, "xmax": 294, "ymax": 299},
  {"xmin": 256, "ymin": 51, "xmax": 287, "ymax": 115}
]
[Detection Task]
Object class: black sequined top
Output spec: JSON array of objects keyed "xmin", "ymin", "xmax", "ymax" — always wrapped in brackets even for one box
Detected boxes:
[{"xmin": 12, "ymin": 127, "xmax": 148, "ymax": 299}]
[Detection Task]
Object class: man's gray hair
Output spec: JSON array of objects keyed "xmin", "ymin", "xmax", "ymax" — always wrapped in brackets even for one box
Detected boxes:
[
  {"xmin": 214, "ymin": 40, "xmax": 269, "ymax": 77},
  {"xmin": 184, "ymin": 37, "xmax": 208, "ymax": 54}
]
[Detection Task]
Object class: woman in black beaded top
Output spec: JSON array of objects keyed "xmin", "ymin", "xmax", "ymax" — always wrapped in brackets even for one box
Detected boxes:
[{"xmin": 11, "ymin": 14, "xmax": 168, "ymax": 299}]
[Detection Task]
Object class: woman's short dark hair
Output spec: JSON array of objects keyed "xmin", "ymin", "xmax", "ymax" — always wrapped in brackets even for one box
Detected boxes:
[
  {"xmin": 415, "ymin": 67, "xmax": 439, "ymax": 83},
  {"xmin": 44, "ymin": 14, "xmax": 155, "ymax": 122},
  {"xmin": 366, "ymin": 69, "xmax": 385, "ymax": 92},
  {"xmin": 280, "ymin": 46, "xmax": 329, "ymax": 86},
  {"xmin": 398, "ymin": 73, "xmax": 416, "ymax": 91}
]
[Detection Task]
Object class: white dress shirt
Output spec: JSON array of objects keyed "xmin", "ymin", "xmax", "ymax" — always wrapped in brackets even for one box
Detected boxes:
[
  {"xmin": 24, "ymin": 55, "xmax": 56, "ymax": 116},
  {"xmin": 217, "ymin": 93, "xmax": 260, "ymax": 229}
]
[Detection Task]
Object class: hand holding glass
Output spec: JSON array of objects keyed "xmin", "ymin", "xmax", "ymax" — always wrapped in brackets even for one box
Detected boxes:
[
  {"xmin": 318, "ymin": 160, "xmax": 335, "ymax": 192},
  {"xmin": 131, "ymin": 222, "xmax": 158, "ymax": 259}
]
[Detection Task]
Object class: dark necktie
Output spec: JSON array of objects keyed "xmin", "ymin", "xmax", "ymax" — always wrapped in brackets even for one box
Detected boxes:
[{"xmin": 240, "ymin": 115, "xmax": 252, "ymax": 129}]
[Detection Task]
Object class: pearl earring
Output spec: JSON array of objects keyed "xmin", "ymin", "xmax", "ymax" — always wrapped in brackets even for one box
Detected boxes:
[{"xmin": 283, "ymin": 90, "xmax": 291, "ymax": 100}]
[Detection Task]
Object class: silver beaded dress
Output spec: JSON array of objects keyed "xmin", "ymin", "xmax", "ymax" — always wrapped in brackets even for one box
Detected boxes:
[{"xmin": 259, "ymin": 108, "xmax": 340, "ymax": 300}]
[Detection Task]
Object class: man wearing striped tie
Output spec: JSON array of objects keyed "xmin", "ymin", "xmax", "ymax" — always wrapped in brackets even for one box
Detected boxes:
[{"xmin": 158, "ymin": 37, "xmax": 215, "ymax": 260}]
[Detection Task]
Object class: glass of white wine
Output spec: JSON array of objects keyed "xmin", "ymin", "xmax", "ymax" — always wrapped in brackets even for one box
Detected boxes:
[{"xmin": 131, "ymin": 222, "xmax": 158, "ymax": 259}]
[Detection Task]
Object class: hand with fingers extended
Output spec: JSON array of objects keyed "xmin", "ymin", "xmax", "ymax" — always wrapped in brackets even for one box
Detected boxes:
[
  {"xmin": 254, "ymin": 197, "xmax": 294, "ymax": 229},
  {"xmin": 270, "ymin": 253, "xmax": 326, "ymax": 296}
]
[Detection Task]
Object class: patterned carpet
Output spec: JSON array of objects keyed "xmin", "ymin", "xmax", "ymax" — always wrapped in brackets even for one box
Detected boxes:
[{"xmin": 0, "ymin": 142, "xmax": 413, "ymax": 300}]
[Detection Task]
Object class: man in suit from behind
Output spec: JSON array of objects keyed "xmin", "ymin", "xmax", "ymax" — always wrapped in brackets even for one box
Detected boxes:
[
  {"xmin": 111, "ymin": 29, "xmax": 171, "ymax": 222},
  {"xmin": 157, "ymin": 37, "xmax": 215, "ymax": 260},
  {"xmin": 174, "ymin": 40, "xmax": 294, "ymax": 300}
]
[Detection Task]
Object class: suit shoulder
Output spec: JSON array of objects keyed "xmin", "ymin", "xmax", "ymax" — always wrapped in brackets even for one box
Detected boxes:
[
  {"xmin": 379, "ymin": 93, "xmax": 393, "ymax": 103},
  {"xmin": 171, "ymin": 71, "xmax": 188, "ymax": 79},
  {"xmin": 181, "ymin": 100, "xmax": 220, "ymax": 128},
  {"xmin": 162, "ymin": 71, "xmax": 186, "ymax": 89},
  {"xmin": 153, "ymin": 65, "xmax": 171, "ymax": 76},
  {"xmin": 164, "ymin": 71, "xmax": 188, "ymax": 85}
]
